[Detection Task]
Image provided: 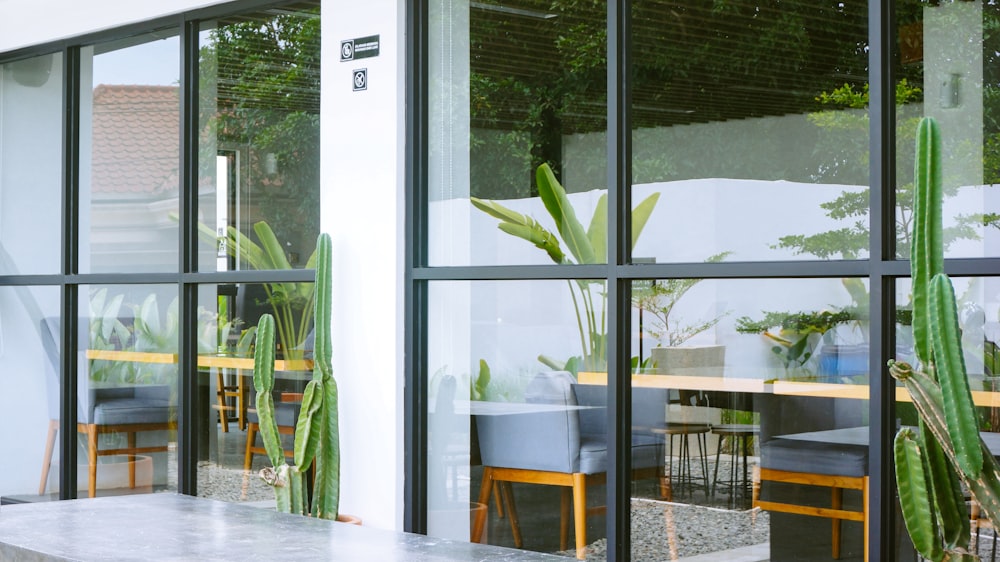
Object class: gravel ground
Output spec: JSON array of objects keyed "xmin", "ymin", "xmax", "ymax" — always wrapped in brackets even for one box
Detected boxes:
[{"xmin": 559, "ymin": 499, "xmax": 770, "ymax": 561}]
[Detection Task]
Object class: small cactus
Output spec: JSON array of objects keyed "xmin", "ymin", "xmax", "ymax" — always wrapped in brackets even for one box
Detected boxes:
[
  {"xmin": 891, "ymin": 117, "xmax": 1000, "ymax": 561},
  {"xmin": 254, "ymin": 232, "xmax": 340, "ymax": 520}
]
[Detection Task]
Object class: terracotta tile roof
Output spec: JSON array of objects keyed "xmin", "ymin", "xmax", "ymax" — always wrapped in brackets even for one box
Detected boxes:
[{"xmin": 90, "ymin": 84, "xmax": 179, "ymax": 197}]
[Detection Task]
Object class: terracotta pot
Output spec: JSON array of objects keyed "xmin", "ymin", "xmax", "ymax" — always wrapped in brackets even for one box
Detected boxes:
[{"xmin": 337, "ymin": 513, "xmax": 362, "ymax": 525}]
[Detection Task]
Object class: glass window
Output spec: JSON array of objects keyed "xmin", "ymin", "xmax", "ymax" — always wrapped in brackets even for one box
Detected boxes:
[
  {"xmin": 194, "ymin": 282, "xmax": 313, "ymax": 504},
  {"xmin": 631, "ymin": 1, "xmax": 870, "ymax": 263},
  {"xmin": 197, "ymin": 4, "xmax": 321, "ymax": 273},
  {"xmin": 0, "ymin": 286, "xmax": 60, "ymax": 501},
  {"xmin": 426, "ymin": 279, "xmax": 608, "ymax": 554},
  {"xmin": 81, "ymin": 33, "xmax": 180, "ymax": 273},
  {"xmin": 629, "ymin": 277, "xmax": 870, "ymax": 560},
  {"xmin": 428, "ymin": 1, "xmax": 608, "ymax": 266},
  {"xmin": 895, "ymin": 1, "xmax": 1000, "ymax": 259},
  {"xmin": 78, "ymin": 284, "xmax": 178, "ymax": 498},
  {"xmin": 0, "ymin": 53, "xmax": 63, "ymax": 275}
]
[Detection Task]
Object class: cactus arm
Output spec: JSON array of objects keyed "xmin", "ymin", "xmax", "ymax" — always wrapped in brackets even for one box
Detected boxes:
[
  {"xmin": 894, "ymin": 428, "xmax": 944, "ymax": 561},
  {"xmin": 252, "ymin": 314, "xmax": 285, "ymax": 467},
  {"xmin": 921, "ymin": 422, "xmax": 970, "ymax": 548},
  {"xmin": 289, "ymin": 468, "xmax": 306, "ymax": 516},
  {"xmin": 313, "ymin": 233, "xmax": 333, "ymax": 382},
  {"xmin": 929, "ymin": 274, "xmax": 984, "ymax": 478},
  {"xmin": 911, "ymin": 117, "xmax": 944, "ymax": 368},
  {"xmin": 311, "ymin": 377, "xmax": 341, "ymax": 519},
  {"xmin": 293, "ymin": 379, "xmax": 324, "ymax": 469}
]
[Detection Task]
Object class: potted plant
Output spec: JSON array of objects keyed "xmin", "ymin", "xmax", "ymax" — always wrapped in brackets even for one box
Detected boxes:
[
  {"xmin": 631, "ymin": 252, "xmax": 731, "ymax": 376},
  {"xmin": 472, "ymin": 163, "xmax": 659, "ymax": 374},
  {"xmin": 252, "ymin": 232, "xmax": 356, "ymax": 523},
  {"xmin": 735, "ymin": 308, "xmax": 857, "ymax": 379}
]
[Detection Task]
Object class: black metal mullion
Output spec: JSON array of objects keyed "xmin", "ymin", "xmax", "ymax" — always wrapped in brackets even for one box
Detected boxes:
[
  {"xmin": 405, "ymin": 0, "xmax": 429, "ymax": 534},
  {"xmin": 58, "ymin": 45, "xmax": 81, "ymax": 501},
  {"xmin": 177, "ymin": 17, "xmax": 200, "ymax": 497},
  {"xmin": 607, "ymin": 1, "xmax": 631, "ymax": 560},
  {"xmin": 868, "ymin": 0, "xmax": 896, "ymax": 558}
]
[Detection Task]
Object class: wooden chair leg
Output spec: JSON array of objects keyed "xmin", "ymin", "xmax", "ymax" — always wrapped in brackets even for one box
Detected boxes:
[
  {"xmin": 86, "ymin": 424, "xmax": 98, "ymax": 498},
  {"xmin": 494, "ymin": 484, "xmax": 505, "ymax": 518},
  {"xmin": 560, "ymin": 487, "xmax": 571, "ymax": 551},
  {"xmin": 128, "ymin": 431, "xmax": 137, "ymax": 489},
  {"xmin": 38, "ymin": 419, "xmax": 58, "ymax": 495},
  {"xmin": 831, "ymin": 486, "xmax": 842, "ymax": 559},
  {"xmin": 216, "ymin": 372, "xmax": 230, "ymax": 432},
  {"xmin": 573, "ymin": 473, "xmax": 587, "ymax": 560},
  {"xmin": 863, "ymin": 477, "xmax": 869, "ymax": 562},
  {"xmin": 501, "ymin": 481, "xmax": 522, "ymax": 548},
  {"xmin": 472, "ymin": 467, "xmax": 494, "ymax": 544},
  {"xmin": 244, "ymin": 423, "xmax": 257, "ymax": 472}
]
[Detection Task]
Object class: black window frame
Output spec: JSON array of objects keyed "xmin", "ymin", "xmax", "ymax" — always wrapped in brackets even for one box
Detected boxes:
[
  {"xmin": 0, "ymin": 0, "xmax": 317, "ymax": 502},
  {"xmin": 403, "ymin": 0, "xmax": 1000, "ymax": 560}
]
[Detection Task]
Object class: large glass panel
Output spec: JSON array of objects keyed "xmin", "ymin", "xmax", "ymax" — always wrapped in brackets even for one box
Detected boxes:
[
  {"xmin": 426, "ymin": 279, "xmax": 608, "ymax": 558},
  {"xmin": 197, "ymin": 3, "xmax": 322, "ymax": 273},
  {"xmin": 0, "ymin": 54, "xmax": 62, "ymax": 275},
  {"xmin": 81, "ymin": 33, "xmax": 180, "ymax": 273},
  {"xmin": 194, "ymin": 281, "xmax": 313, "ymax": 503},
  {"xmin": 78, "ymin": 284, "xmax": 178, "ymax": 498},
  {"xmin": 630, "ymin": 2, "xmax": 870, "ymax": 263},
  {"xmin": 627, "ymin": 277, "xmax": 870, "ymax": 560},
  {"xmin": 428, "ymin": 1, "xmax": 608, "ymax": 266},
  {"xmin": 894, "ymin": 277, "xmax": 1000, "ymax": 559},
  {"xmin": 895, "ymin": 1, "xmax": 1000, "ymax": 259},
  {"xmin": 1, "ymin": 286, "xmax": 61, "ymax": 502}
]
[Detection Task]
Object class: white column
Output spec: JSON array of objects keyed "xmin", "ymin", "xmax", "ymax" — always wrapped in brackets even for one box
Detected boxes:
[{"xmin": 322, "ymin": 0, "xmax": 407, "ymax": 531}]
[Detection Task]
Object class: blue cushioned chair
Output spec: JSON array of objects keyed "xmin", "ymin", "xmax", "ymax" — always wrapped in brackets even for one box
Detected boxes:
[
  {"xmin": 37, "ymin": 317, "xmax": 175, "ymax": 498},
  {"xmin": 472, "ymin": 371, "xmax": 666, "ymax": 559}
]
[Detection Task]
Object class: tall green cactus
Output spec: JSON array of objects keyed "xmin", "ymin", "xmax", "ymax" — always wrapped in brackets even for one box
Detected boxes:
[
  {"xmin": 890, "ymin": 117, "xmax": 1000, "ymax": 561},
  {"xmin": 254, "ymin": 232, "xmax": 340, "ymax": 520}
]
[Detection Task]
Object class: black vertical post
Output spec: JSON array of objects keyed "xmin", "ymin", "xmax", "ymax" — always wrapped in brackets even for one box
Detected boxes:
[
  {"xmin": 177, "ymin": 18, "xmax": 200, "ymax": 496},
  {"xmin": 607, "ymin": 1, "xmax": 632, "ymax": 560},
  {"xmin": 60, "ymin": 45, "xmax": 81, "ymax": 500},
  {"xmin": 868, "ymin": 0, "xmax": 897, "ymax": 558},
  {"xmin": 405, "ymin": 0, "xmax": 430, "ymax": 534}
]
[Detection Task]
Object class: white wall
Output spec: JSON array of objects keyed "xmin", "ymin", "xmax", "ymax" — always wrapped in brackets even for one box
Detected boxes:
[
  {"xmin": 323, "ymin": 0, "xmax": 406, "ymax": 531},
  {"xmin": 0, "ymin": 0, "xmax": 230, "ymax": 52}
]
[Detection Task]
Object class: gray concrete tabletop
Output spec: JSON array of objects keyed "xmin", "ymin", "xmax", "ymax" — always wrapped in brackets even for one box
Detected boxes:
[{"xmin": 0, "ymin": 493, "xmax": 565, "ymax": 561}]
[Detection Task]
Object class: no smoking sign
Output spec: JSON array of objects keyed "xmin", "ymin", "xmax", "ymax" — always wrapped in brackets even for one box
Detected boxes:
[{"xmin": 352, "ymin": 68, "xmax": 367, "ymax": 91}]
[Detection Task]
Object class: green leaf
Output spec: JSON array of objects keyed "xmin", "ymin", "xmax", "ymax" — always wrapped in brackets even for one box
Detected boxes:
[
  {"xmin": 587, "ymin": 194, "xmax": 607, "ymax": 264},
  {"xmin": 631, "ymin": 192, "xmax": 661, "ymax": 249},
  {"xmin": 536, "ymin": 163, "xmax": 596, "ymax": 264},
  {"xmin": 471, "ymin": 197, "xmax": 565, "ymax": 263}
]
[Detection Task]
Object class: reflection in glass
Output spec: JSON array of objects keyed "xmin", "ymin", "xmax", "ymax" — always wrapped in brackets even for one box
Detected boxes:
[
  {"xmin": 81, "ymin": 34, "xmax": 180, "ymax": 273},
  {"xmin": 630, "ymin": 278, "xmax": 870, "ymax": 561},
  {"xmin": 198, "ymin": 4, "xmax": 321, "ymax": 272},
  {"xmin": 195, "ymin": 283, "xmax": 313, "ymax": 504},
  {"xmin": 0, "ymin": 54, "xmax": 62, "ymax": 275},
  {"xmin": 77, "ymin": 285, "xmax": 178, "ymax": 498},
  {"xmin": 0, "ymin": 286, "xmax": 60, "ymax": 502},
  {"xmin": 630, "ymin": 1, "xmax": 869, "ymax": 263},
  {"xmin": 895, "ymin": 1, "xmax": 1000, "ymax": 259},
  {"xmin": 427, "ymin": 280, "xmax": 609, "ymax": 558},
  {"xmin": 428, "ymin": 0, "xmax": 608, "ymax": 266}
]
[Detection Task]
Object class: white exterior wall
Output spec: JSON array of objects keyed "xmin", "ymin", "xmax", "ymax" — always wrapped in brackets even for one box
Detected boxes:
[
  {"xmin": 322, "ymin": 0, "xmax": 407, "ymax": 531},
  {"xmin": 0, "ymin": 0, "xmax": 408, "ymax": 531}
]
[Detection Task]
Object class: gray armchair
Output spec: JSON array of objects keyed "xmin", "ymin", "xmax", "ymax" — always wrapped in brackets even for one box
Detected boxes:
[
  {"xmin": 472, "ymin": 371, "xmax": 666, "ymax": 559},
  {"xmin": 38, "ymin": 317, "xmax": 175, "ymax": 498}
]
